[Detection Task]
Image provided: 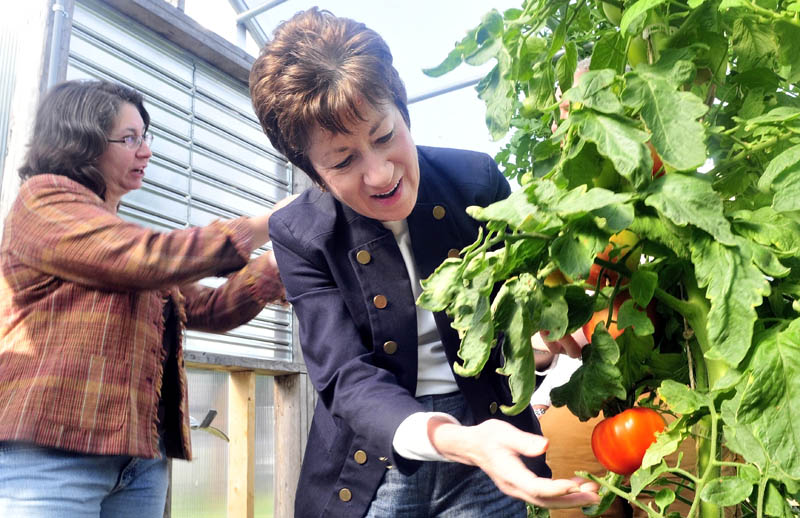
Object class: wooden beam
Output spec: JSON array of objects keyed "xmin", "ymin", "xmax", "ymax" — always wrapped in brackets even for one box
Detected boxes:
[
  {"xmin": 274, "ymin": 374, "xmax": 302, "ymax": 518},
  {"xmin": 185, "ymin": 351, "xmax": 305, "ymax": 376},
  {"xmin": 228, "ymin": 371, "xmax": 256, "ymax": 518}
]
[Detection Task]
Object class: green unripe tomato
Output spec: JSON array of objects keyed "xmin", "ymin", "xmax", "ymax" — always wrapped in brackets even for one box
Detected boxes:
[
  {"xmin": 594, "ymin": 160, "xmax": 619, "ymax": 189},
  {"xmin": 521, "ymin": 96, "xmax": 538, "ymax": 118},
  {"xmin": 602, "ymin": 2, "xmax": 622, "ymax": 25},
  {"xmin": 627, "ymin": 36, "xmax": 648, "ymax": 67}
]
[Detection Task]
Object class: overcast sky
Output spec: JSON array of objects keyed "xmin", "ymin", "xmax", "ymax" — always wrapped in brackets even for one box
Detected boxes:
[{"xmin": 184, "ymin": 0, "xmax": 521, "ymax": 156}]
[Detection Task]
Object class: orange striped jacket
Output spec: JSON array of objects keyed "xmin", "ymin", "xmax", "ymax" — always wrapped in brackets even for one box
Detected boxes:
[{"xmin": 0, "ymin": 174, "xmax": 284, "ymax": 459}]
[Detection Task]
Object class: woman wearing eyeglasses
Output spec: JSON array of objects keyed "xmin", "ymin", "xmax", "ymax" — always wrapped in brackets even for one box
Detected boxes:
[{"xmin": 0, "ymin": 79, "xmax": 290, "ymax": 518}]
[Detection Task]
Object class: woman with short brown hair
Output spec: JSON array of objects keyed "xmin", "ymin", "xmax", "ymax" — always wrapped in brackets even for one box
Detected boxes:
[{"xmin": 250, "ymin": 8, "xmax": 599, "ymax": 517}]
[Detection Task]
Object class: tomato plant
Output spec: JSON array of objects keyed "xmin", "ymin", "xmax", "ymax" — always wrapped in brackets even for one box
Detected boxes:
[
  {"xmin": 421, "ymin": 2, "xmax": 800, "ymax": 518},
  {"xmin": 591, "ymin": 407, "xmax": 666, "ymax": 476}
]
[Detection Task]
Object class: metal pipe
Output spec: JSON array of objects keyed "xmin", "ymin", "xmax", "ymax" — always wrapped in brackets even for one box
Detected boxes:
[
  {"xmin": 227, "ymin": 0, "xmax": 269, "ymax": 48},
  {"xmin": 47, "ymin": 0, "xmax": 69, "ymax": 88},
  {"xmin": 235, "ymin": 0, "xmax": 289, "ymax": 24},
  {"xmin": 407, "ymin": 76, "xmax": 482, "ymax": 105}
]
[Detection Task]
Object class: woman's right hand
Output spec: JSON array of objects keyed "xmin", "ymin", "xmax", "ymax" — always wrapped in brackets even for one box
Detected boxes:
[{"xmin": 428, "ymin": 418, "xmax": 600, "ymax": 508}]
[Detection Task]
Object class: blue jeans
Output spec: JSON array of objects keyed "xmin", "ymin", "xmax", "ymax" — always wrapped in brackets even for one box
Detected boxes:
[
  {"xmin": 364, "ymin": 392, "xmax": 527, "ymax": 518},
  {"xmin": 0, "ymin": 440, "xmax": 168, "ymax": 518}
]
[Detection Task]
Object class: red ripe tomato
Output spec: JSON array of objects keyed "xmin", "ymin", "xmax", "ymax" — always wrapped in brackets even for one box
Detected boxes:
[
  {"xmin": 591, "ymin": 407, "xmax": 666, "ymax": 475},
  {"xmin": 582, "ymin": 292, "xmax": 628, "ymax": 340}
]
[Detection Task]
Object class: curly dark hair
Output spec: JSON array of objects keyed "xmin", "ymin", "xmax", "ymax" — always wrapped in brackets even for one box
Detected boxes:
[
  {"xmin": 19, "ymin": 79, "xmax": 150, "ymax": 199},
  {"xmin": 249, "ymin": 7, "xmax": 409, "ymax": 186}
]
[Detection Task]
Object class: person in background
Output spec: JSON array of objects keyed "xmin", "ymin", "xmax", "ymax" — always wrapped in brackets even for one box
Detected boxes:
[
  {"xmin": 0, "ymin": 79, "xmax": 290, "ymax": 518},
  {"xmin": 249, "ymin": 8, "xmax": 599, "ymax": 517}
]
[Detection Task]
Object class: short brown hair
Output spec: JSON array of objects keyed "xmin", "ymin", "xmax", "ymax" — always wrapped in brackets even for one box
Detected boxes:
[
  {"xmin": 249, "ymin": 7, "xmax": 409, "ymax": 186},
  {"xmin": 19, "ymin": 79, "xmax": 150, "ymax": 199}
]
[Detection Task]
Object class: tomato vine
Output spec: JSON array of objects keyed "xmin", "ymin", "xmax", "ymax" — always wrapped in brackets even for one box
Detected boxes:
[{"xmin": 418, "ymin": 1, "xmax": 800, "ymax": 518}]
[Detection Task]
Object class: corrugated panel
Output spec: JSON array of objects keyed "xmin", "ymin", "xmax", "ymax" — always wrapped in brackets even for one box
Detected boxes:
[
  {"xmin": 0, "ymin": 27, "xmax": 19, "ymax": 181},
  {"xmin": 71, "ymin": 0, "xmax": 293, "ymax": 361}
]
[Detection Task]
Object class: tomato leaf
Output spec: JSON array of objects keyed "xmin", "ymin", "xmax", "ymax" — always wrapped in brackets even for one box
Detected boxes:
[
  {"xmin": 758, "ymin": 143, "xmax": 800, "ymax": 212},
  {"xmin": 563, "ymin": 69, "xmax": 623, "ymax": 115},
  {"xmin": 731, "ymin": 17, "xmax": 779, "ymax": 70},
  {"xmin": 495, "ymin": 275, "xmax": 539, "ymax": 415},
  {"xmin": 571, "ymin": 111, "xmax": 652, "ymax": 188},
  {"xmin": 658, "ymin": 379, "xmax": 713, "ymax": 414},
  {"xmin": 550, "ymin": 323, "xmax": 627, "ymax": 420},
  {"xmin": 622, "ymin": 66, "xmax": 709, "ymax": 171},
  {"xmin": 722, "ymin": 318, "xmax": 800, "ymax": 479},
  {"xmin": 617, "ymin": 299, "xmax": 655, "ymax": 336},
  {"xmin": 700, "ymin": 477, "xmax": 753, "ymax": 506},
  {"xmin": 620, "ymin": 0, "xmax": 669, "ymax": 35},
  {"xmin": 418, "ymin": 259, "xmax": 465, "ymax": 312},
  {"xmin": 590, "ymin": 31, "xmax": 627, "ymax": 74},
  {"xmin": 691, "ymin": 234, "xmax": 770, "ymax": 368},
  {"xmin": 646, "ymin": 173, "xmax": 737, "ymax": 246},
  {"xmin": 630, "ymin": 270, "xmax": 657, "ymax": 306}
]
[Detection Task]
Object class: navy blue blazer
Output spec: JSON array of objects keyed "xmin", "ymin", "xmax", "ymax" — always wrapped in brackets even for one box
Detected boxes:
[{"xmin": 270, "ymin": 146, "xmax": 551, "ymax": 518}]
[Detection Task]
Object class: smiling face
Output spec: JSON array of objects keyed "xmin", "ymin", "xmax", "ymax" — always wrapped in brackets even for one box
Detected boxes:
[
  {"xmin": 307, "ymin": 102, "xmax": 419, "ymax": 222},
  {"xmin": 96, "ymin": 102, "xmax": 151, "ymax": 211}
]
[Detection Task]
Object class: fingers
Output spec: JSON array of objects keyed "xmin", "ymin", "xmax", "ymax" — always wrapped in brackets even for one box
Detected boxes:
[{"xmin": 538, "ymin": 329, "xmax": 589, "ymax": 358}]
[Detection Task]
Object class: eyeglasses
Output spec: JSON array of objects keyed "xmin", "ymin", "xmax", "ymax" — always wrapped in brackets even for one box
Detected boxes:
[{"xmin": 107, "ymin": 133, "xmax": 154, "ymax": 150}]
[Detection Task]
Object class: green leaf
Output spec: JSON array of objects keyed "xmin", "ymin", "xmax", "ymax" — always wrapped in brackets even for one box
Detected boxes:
[
  {"xmin": 731, "ymin": 207, "xmax": 800, "ymax": 257},
  {"xmin": 620, "ymin": 0, "xmax": 669, "ymax": 35},
  {"xmin": 550, "ymin": 234, "xmax": 594, "ymax": 281},
  {"xmin": 495, "ymin": 274, "xmax": 539, "ymax": 415},
  {"xmin": 622, "ymin": 68, "xmax": 709, "ymax": 171},
  {"xmin": 418, "ymin": 259, "xmax": 464, "ymax": 312},
  {"xmin": 731, "ymin": 17, "xmax": 779, "ymax": 70},
  {"xmin": 724, "ymin": 318, "xmax": 800, "ymax": 479},
  {"xmin": 617, "ymin": 299, "xmax": 655, "ymax": 336},
  {"xmin": 658, "ymin": 379, "xmax": 713, "ymax": 414},
  {"xmin": 775, "ymin": 20, "xmax": 800, "ymax": 83},
  {"xmin": 572, "ymin": 111, "xmax": 652, "ymax": 188},
  {"xmin": 630, "ymin": 270, "xmax": 658, "ymax": 306},
  {"xmin": 700, "ymin": 477, "xmax": 753, "ymax": 506},
  {"xmin": 552, "ymin": 185, "xmax": 634, "ymax": 217},
  {"xmin": 423, "ymin": 28, "xmax": 478, "ymax": 77},
  {"xmin": 467, "ymin": 188, "xmax": 561, "ymax": 233},
  {"xmin": 478, "ymin": 58, "xmax": 516, "ymax": 140},
  {"xmin": 563, "ymin": 69, "xmax": 623, "ymax": 115},
  {"xmin": 691, "ymin": 234, "xmax": 770, "ymax": 367},
  {"xmin": 450, "ymin": 264, "xmax": 497, "ymax": 377},
  {"xmin": 555, "ymin": 41, "xmax": 578, "ymax": 93},
  {"xmin": 654, "ymin": 489, "xmax": 676, "ymax": 511},
  {"xmin": 590, "ymin": 32, "xmax": 627, "ymax": 74},
  {"xmin": 646, "ymin": 173, "xmax": 736, "ymax": 246},
  {"xmin": 466, "ymin": 10, "xmax": 504, "ymax": 66},
  {"xmin": 758, "ymin": 143, "xmax": 800, "ymax": 212},
  {"xmin": 550, "ymin": 323, "xmax": 627, "ymax": 420},
  {"xmin": 640, "ymin": 415, "xmax": 692, "ymax": 474}
]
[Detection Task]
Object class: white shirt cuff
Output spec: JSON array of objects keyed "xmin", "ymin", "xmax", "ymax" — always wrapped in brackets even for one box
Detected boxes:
[{"xmin": 392, "ymin": 411, "xmax": 460, "ymax": 462}]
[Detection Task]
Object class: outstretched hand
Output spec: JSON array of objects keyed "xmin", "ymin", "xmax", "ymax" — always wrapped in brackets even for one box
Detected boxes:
[
  {"xmin": 533, "ymin": 328, "xmax": 589, "ymax": 359},
  {"xmin": 428, "ymin": 418, "xmax": 600, "ymax": 508}
]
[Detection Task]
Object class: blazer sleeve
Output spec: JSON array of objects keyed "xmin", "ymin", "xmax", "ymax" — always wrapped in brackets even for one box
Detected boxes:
[
  {"xmin": 180, "ymin": 251, "xmax": 285, "ymax": 333},
  {"xmin": 4, "ymin": 175, "xmax": 255, "ymax": 291},
  {"xmin": 270, "ymin": 215, "xmax": 426, "ymax": 471}
]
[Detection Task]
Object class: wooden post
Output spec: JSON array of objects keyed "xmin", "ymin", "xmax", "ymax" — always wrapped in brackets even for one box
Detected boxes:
[
  {"xmin": 228, "ymin": 370, "xmax": 256, "ymax": 518},
  {"xmin": 274, "ymin": 373, "xmax": 302, "ymax": 518}
]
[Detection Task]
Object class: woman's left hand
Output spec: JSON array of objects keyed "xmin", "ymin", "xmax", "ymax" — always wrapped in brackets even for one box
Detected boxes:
[
  {"xmin": 533, "ymin": 328, "xmax": 589, "ymax": 359},
  {"xmin": 428, "ymin": 418, "xmax": 600, "ymax": 508}
]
